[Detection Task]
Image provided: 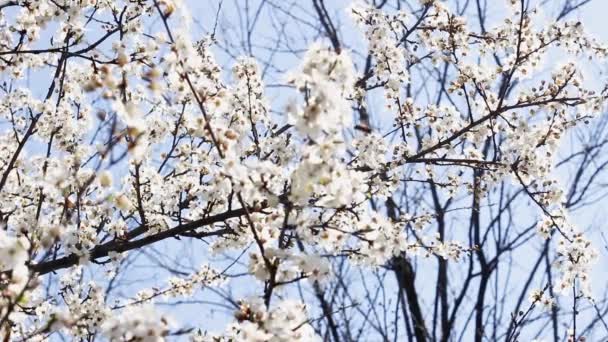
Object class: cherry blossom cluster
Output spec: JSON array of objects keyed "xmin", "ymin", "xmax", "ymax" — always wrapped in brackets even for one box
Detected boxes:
[
  {"xmin": 529, "ymin": 288, "xmax": 556, "ymax": 312},
  {"xmin": 350, "ymin": 3, "xmax": 409, "ymax": 108},
  {"xmin": 192, "ymin": 298, "xmax": 319, "ymax": 341}
]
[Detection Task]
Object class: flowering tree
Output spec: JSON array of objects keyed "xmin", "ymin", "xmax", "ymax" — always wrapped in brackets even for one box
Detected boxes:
[{"xmin": 1, "ymin": 0, "xmax": 608, "ymax": 340}]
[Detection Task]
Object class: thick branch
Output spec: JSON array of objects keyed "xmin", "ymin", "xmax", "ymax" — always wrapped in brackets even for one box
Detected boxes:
[{"xmin": 29, "ymin": 207, "xmax": 257, "ymax": 275}]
